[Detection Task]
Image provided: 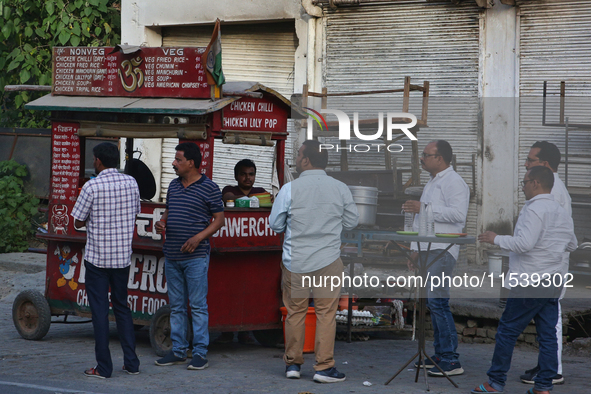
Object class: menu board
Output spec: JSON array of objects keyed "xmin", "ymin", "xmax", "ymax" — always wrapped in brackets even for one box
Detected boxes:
[
  {"xmin": 52, "ymin": 47, "xmax": 210, "ymax": 98},
  {"xmin": 222, "ymin": 96, "xmax": 288, "ymax": 133},
  {"xmin": 51, "ymin": 122, "xmax": 81, "ymax": 204},
  {"xmin": 180, "ymin": 137, "xmax": 214, "ymax": 179}
]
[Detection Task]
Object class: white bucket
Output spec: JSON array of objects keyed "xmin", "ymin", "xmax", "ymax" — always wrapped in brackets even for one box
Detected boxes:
[
  {"xmin": 348, "ymin": 186, "xmax": 378, "ymax": 226},
  {"xmin": 488, "ymin": 254, "xmax": 503, "ymax": 277}
]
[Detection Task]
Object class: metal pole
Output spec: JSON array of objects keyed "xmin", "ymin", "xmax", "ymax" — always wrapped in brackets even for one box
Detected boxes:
[{"xmin": 565, "ymin": 117, "xmax": 569, "ymax": 188}]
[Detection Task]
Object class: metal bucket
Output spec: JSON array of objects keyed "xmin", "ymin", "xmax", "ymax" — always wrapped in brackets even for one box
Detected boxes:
[{"xmin": 348, "ymin": 186, "xmax": 378, "ymax": 226}]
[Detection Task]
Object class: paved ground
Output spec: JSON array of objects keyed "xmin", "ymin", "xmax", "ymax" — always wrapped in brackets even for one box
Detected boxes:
[{"xmin": 0, "ymin": 253, "xmax": 588, "ymax": 394}]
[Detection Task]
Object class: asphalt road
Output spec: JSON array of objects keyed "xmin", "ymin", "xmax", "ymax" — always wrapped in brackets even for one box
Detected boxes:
[{"xmin": 0, "ymin": 254, "xmax": 588, "ymax": 394}]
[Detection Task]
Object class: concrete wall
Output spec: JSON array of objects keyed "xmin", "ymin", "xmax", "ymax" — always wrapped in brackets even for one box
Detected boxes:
[
  {"xmin": 478, "ymin": 0, "xmax": 519, "ymax": 263},
  {"xmin": 122, "ymin": 0, "xmax": 303, "ymax": 46}
]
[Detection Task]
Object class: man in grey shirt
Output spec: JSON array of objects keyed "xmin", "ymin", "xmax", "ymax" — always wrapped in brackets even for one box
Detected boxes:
[{"xmin": 269, "ymin": 140, "xmax": 359, "ymax": 383}]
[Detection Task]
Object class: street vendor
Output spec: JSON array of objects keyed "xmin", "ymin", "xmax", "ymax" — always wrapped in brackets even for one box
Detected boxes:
[
  {"xmin": 221, "ymin": 159, "xmax": 268, "ymax": 202},
  {"xmin": 216, "ymin": 158, "xmax": 267, "ymax": 345}
]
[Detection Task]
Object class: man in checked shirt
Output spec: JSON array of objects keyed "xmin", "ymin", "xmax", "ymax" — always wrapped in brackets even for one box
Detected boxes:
[{"xmin": 72, "ymin": 142, "xmax": 141, "ymax": 379}]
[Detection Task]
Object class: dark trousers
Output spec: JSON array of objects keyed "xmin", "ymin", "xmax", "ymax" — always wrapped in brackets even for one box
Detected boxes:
[
  {"xmin": 487, "ymin": 286, "xmax": 561, "ymax": 392},
  {"xmin": 85, "ymin": 261, "xmax": 139, "ymax": 377}
]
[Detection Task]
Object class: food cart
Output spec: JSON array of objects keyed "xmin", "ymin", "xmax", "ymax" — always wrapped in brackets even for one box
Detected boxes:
[{"xmin": 13, "ymin": 45, "xmax": 297, "ymax": 355}]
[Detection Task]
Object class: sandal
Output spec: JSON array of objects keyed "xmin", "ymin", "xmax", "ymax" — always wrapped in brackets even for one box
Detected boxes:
[
  {"xmin": 526, "ymin": 389, "xmax": 550, "ymax": 394},
  {"xmin": 84, "ymin": 366, "xmax": 106, "ymax": 379},
  {"xmin": 471, "ymin": 382, "xmax": 503, "ymax": 393}
]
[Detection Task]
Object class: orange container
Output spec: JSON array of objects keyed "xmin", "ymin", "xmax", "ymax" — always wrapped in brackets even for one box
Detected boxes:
[{"xmin": 280, "ymin": 306, "xmax": 316, "ymax": 353}]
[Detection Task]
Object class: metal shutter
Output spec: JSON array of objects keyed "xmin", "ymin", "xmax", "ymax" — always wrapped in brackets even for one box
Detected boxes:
[
  {"xmin": 160, "ymin": 22, "xmax": 296, "ymax": 198},
  {"xmin": 518, "ymin": 0, "xmax": 591, "ymax": 193},
  {"xmin": 325, "ymin": 1, "xmax": 480, "ymax": 261}
]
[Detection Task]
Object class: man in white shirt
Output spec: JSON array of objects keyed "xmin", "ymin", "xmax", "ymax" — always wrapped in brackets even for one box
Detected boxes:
[
  {"xmin": 402, "ymin": 140, "xmax": 470, "ymax": 377},
  {"xmin": 474, "ymin": 166, "xmax": 577, "ymax": 394},
  {"xmin": 522, "ymin": 141, "xmax": 572, "ymax": 385},
  {"xmin": 269, "ymin": 140, "xmax": 359, "ymax": 383}
]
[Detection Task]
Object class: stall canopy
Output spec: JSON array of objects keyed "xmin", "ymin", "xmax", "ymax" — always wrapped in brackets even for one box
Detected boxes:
[{"xmin": 25, "ymin": 82, "xmax": 301, "ymax": 117}]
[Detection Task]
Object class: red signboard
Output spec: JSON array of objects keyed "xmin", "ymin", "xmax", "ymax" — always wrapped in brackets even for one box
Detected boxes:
[
  {"xmin": 222, "ymin": 96, "xmax": 289, "ymax": 133},
  {"xmin": 49, "ymin": 122, "xmax": 80, "ymax": 236},
  {"xmin": 52, "ymin": 47, "xmax": 210, "ymax": 98}
]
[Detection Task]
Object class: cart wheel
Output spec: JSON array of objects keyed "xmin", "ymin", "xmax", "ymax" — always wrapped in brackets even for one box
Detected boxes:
[
  {"xmin": 12, "ymin": 290, "xmax": 51, "ymax": 340},
  {"xmin": 149, "ymin": 305, "xmax": 193, "ymax": 357},
  {"xmin": 252, "ymin": 329, "xmax": 284, "ymax": 348},
  {"xmin": 150, "ymin": 305, "xmax": 172, "ymax": 357}
]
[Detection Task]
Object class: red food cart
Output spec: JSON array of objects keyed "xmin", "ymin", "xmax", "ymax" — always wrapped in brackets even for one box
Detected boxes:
[{"xmin": 13, "ymin": 46, "xmax": 298, "ymax": 355}]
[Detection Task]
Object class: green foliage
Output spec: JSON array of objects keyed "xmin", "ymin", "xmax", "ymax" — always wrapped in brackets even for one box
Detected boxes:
[
  {"xmin": 0, "ymin": 0, "xmax": 121, "ymax": 128},
  {"xmin": 0, "ymin": 160, "xmax": 40, "ymax": 252}
]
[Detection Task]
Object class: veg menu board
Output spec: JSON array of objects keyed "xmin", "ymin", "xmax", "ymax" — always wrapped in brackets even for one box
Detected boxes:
[{"xmin": 52, "ymin": 47, "xmax": 211, "ymax": 98}]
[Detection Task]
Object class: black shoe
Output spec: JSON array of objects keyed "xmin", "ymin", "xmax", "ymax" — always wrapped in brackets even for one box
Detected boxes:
[
  {"xmin": 520, "ymin": 366, "xmax": 563, "ymax": 385},
  {"xmin": 428, "ymin": 360, "xmax": 464, "ymax": 376},
  {"xmin": 187, "ymin": 355, "xmax": 209, "ymax": 370},
  {"xmin": 414, "ymin": 355, "xmax": 440, "ymax": 369},
  {"xmin": 154, "ymin": 352, "xmax": 187, "ymax": 366}
]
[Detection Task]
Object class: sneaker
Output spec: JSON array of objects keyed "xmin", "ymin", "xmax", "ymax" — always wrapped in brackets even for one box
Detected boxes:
[
  {"xmin": 285, "ymin": 364, "xmax": 301, "ymax": 379},
  {"xmin": 520, "ymin": 366, "xmax": 564, "ymax": 385},
  {"xmin": 84, "ymin": 366, "xmax": 106, "ymax": 379},
  {"xmin": 122, "ymin": 365, "xmax": 139, "ymax": 375},
  {"xmin": 414, "ymin": 355, "xmax": 440, "ymax": 369},
  {"xmin": 187, "ymin": 355, "xmax": 209, "ymax": 370},
  {"xmin": 313, "ymin": 367, "xmax": 346, "ymax": 383},
  {"xmin": 214, "ymin": 332, "xmax": 234, "ymax": 344},
  {"xmin": 237, "ymin": 331, "xmax": 256, "ymax": 345},
  {"xmin": 155, "ymin": 352, "xmax": 187, "ymax": 366},
  {"xmin": 428, "ymin": 360, "xmax": 464, "ymax": 376}
]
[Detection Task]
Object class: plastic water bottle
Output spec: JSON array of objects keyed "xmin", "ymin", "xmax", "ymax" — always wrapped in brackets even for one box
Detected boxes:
[
  {"xmin": 418, "ymin": 202, "xmax": 427, "ymax": 236},
  {"xmin": 404, "ymin": 211, "xmax": 415, "ymax": 232},
  {"xmin": 426, "ymin": 202, "xmax": 435, "ymax": 236}
]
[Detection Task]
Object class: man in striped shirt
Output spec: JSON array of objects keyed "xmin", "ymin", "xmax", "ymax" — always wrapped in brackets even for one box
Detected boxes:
[
  {"xmin": 154, "ymin": 142, "xmax": 225, "ymax": 371},
  {"xmin": 72, "ymin": 142, "xmax": 141, "ymax": 378}
]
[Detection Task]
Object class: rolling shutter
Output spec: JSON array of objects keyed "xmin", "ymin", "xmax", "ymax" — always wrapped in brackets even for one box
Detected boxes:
[
  {"xmin": 325, "ymin": 1, "xmax": 480, "ymax": 261},
  {"xmin": 518, "ymin": 0, "xmax": 591, "ymax": 190},
  {"xmin": 518, "ymin": 0, "xmax": 591, "ymax": 242}
]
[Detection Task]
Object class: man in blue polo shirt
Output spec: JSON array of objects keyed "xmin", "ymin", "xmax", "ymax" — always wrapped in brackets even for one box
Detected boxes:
[{"xmin": 154, "ymin": 142, "xmax": 224, "ymax": 370}]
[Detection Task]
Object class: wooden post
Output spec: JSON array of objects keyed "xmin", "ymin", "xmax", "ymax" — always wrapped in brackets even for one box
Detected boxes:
[
  {"xmin": 403, "ymin": 76, "xmax": 411, "ymax": 113},
  {"xmin": 422, "ymin": 81, "xmax": 429, "ymax": 125}
]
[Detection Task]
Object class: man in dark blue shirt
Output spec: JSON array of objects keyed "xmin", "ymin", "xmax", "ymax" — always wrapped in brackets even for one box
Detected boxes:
[{"xmin": 154, "ymin": 142, "xmax": 224, "ymax": 370}]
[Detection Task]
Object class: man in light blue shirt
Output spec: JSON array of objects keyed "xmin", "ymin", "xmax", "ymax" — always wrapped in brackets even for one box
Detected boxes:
[{"xmin": 270, "ymin": 140, "xmax": 358, "ymax": 383}]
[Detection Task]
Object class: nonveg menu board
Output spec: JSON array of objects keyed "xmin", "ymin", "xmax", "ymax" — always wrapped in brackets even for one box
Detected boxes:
[
  {"xmin": 50, "ymin": 122, "xmax": 81, "ymax": 204},
  {"xmin": 52, "ymin": 47, "xmax": 210, "ymax": 98}
]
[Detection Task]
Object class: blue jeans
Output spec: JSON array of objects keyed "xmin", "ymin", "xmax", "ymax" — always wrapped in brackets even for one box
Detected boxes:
[
  {"xmin": 165, "ymin": 255, "xmax": 210, "ymax": 358},
  {"xmin": 488, "ymin": 286, "xmax": 561, "ymax": 392},
  {"xmin": 422, "ymin": 251, "xmax": 459, "ymax": 363},
  {"xmin": 85, "ymin": 261, "xmax": 139, "ymax": 377}
]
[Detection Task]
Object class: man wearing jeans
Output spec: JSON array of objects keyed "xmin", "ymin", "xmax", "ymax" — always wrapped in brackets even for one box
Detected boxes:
[
  {"xmin": 402, "ymin": 140, "xmax": 470, "ymax": 376},
  {"xmin": 72, "ymin": 142, "xmax": 141, "ymax": 378},
  {"xmin": 475, "ymin": 166, "xmax": 577, "ymax": 394},
  {"xmin": 154, "ymin": 142, "xmax": 224, "ymax": 370},
  {"xmin": 270, "ymin": 140, "xmax": 359, "ymax": 383},
  {"xmin": 521, "ymin": 141, "xmax": 571, "ymax": 385}
]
